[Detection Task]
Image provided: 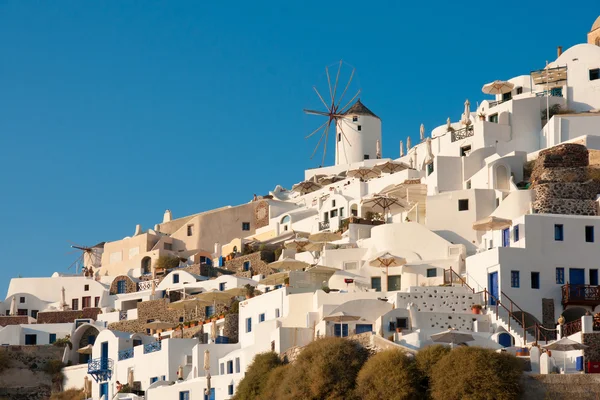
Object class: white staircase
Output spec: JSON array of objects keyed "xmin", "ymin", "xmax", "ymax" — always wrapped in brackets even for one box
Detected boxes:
[{"xmin": 487, "ymin": 306, "xmax": 537, "ymax": 346}]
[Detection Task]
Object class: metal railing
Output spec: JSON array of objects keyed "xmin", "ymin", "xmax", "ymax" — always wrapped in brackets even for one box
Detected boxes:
[
  {"xmin": 88, "ymin": 357, "xmax": 113, "ymax": 382},
  {"xmin": 318, "ymin": 221, "xmax": 330, "ymax": 231},
  {"xmin": 535, "ymin": 87, "xmax": 563, "ymax": 98},
  {"xmin": 118, "ymin": 348, "xmax": 134, "ymax": 361},
  {"xmin": 488, "ymin": 99, "xmax": 509, "ymax": 108},
  {"xmin": 138, "ymin": 279, "xmax": 159, "ymax": 291},
  {"xmin": 143, "ymin": 341, "xmax": 162, "ymax": 354},
  {"xmin": 450, "ymin": 125, "xmax": 474, "ymax": 142}
]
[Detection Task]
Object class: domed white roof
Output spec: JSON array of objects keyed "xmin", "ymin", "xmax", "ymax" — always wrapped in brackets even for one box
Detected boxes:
[{"xmin": 592, "ymin": 16, "xmax": 600, "ymax": 32}]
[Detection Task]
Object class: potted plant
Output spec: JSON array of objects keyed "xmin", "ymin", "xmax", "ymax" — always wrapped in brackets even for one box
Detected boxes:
[
  {"xmin": 471, "ymin": 304, "xmax": 483, "ymax": 314},
  {"xmin": 395, "ymin": 327, "xmax": 402, "ymax": 333},
  {"xmin": 190, "ymin": 320, "xmax": 197, "ymax": 327},
  {"xmin": 244, "ymin": 284, "xmax": 256, "ymax": 299},
  {"xmin": 284, "ymin": 277, "xmax": 290, "ymax": 287},
  {"xmin": 478, "ymin": 112, "xmax": 486, "ymax": 121},
  {"xmin": 183, "ymin": 321, "xmax": 190, "ymax": 328}
]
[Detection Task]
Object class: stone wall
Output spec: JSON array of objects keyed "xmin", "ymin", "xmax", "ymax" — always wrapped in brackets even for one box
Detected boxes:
[
  {"xmin": 108, "ymin": 298, "xmax": 231, "ymax": 334},
  {"xmin": 542, "ymin": 299, "xmax": 555, "ymax": 330},
  {"xmin": 223, "ymin": 314, "xmax": 239, "ymax": 343},
  {"xmin": 0, "ymin": 316, "xmax": 29, "ymax": 327},
  {"xmin": 583, "ymin": 333, "xmax": 600, "ymax": 367},
  {"xmin": 36, "ymin": 308, "xmax": 101, "ymax": 324},
  {"xmin": 180, "ymin": 264, "xmax": 235, "ymax": 279},
  {"xmin": 109, "ymin": 275, "xmax": 138, "ymax": 295},
  {"xmin": 531, "ymin": 144, "xmax": 598, "ymax": 216},
  {"xmin": 254, "ymin": 200, "xmax": 270, "ymax": 229},
  {"xmin": 0, "ymin": 345, "xmax": 64, "ymax": 400},
  {"xmin": 224, "ymin": 252, "xmax": 276, "ymax": 277}
]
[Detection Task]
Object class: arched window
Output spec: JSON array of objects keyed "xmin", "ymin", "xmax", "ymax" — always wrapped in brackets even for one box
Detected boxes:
[
  {"xmin": 495, "ymin": 165, "xmax": 510, "ymax": 191},
  {"xmin": 141, "ymin": 257, "xmax": 152, "ymax": 274},
  {"xmin": 281, "ymin": 215, "xmax": 291, "ymax": 224}
]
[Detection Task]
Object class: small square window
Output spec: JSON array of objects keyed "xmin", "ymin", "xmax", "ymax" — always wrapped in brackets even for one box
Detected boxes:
[
  {"xmin": 219, "ymin": 282, "xmax": 226, "ymax": 291},
  {"xmin": 466, "ymin": 180, "xmax": 472, "ymax": 189},
  {"xmin": 554, "ymin": 224, "xmax": 564, "ymax": 241},
  {"xmin": 173, "ymin": 274, "xmax": 179, "ymax": 284},
  {"xmin": 227, "ymin": 360, "xmax": 233, "ymax": 374},
  {"xmin": 426, "ymin": 268, "xmax": 437, "ymax": 278},
  {"xmin": 531, "ymin": 272, "xmax": 540, "ymax": 289},
  {"xmin": 502, "ymin": 92, "xmax": 512, "ymax": 101},
  {"xmin": 242, "ymin": 222, "xmax": 251, "ymax": 231},
  {"xmin": 330, "ymin": 209, "xmax": 338, "ymax": 218},
  {"xmin": 556, "ymin": 267, "xmax": 565, "ymax": 284},
  {"xmin": 586, "ymin": 226, "xmax": 594, "ymax": 243},
  {"xmin": 228, "ymin": 385, "xmax": 234, "ymax": 395},
  {"xmin": 396, "ymin": 318, "xmax": 409, "ymax": 329},
  {"xmin": 332, "ymin": 200, "xmax": 336, "ymax": 207},
  {"xmin": 514, "ymin": 225, "xmax": 519, "ymax": 242},
  {"xmin": 511, "ymin": 271, "xmax": 520, "ymax": 288},
  {"xmin": 19, "ymin": 297, "xmax": 25, "ymax": 303},
  {"xmin": 84, "ymin": 285, "xmax": 89, "ymax": 291},
  {"xmin": 246, "ymin": 317, "xmax": 252, "ymax": 333},
  {"xmin": 357, "ymin": 125, "xmax": 362, "ymax": 131},
  {"xmin": 460, "ymin": 145, "xmax": 472, "ymax": 157},
  {"xmin": 516, "ymin": 87, "xmax": 523, "ymax": 95},
  {"xmin": 259, "ymin": 313, "xmax": 265, "ymax": 323},
  {"xmin": 49, "ymin": 333, "xmax": 56, "ymax": 344},
  {"xmin": 275, "ymin": 308, "xmax": 280, "ymax": 318},
  {"xmin": 187, "ymin": 225, "xmax": 194, "ymax": 236},
  {"xmin": 164, "ymin": 242, "xmax": 173, "ymax": 251},
  {"xmin": 489, "ymin": 113, "xmax": 498, "ymax": 123},
  {"xmin": 243, "ymin": 261, "xmax": 251, "ymax": 271},
  {"xmin": 590, "ymin": 68, "xmax": 600, "ymax": 81},
  {"xmin": 458, "ymin": 199, "xmax": 469, "ymax": 211},
  {"xmin": 364, "ymin": 154, "xmax": 370, "ymax": 160},
  {"xmin": 235, "ymin": 357, "xmax": 241, "ymax": 373},
  {"xmin": 352, "ymin": 116, "xmax": 358, "ymax": 122}
]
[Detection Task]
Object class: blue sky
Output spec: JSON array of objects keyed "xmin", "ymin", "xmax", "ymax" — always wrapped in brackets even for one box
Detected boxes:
[{"xmin": 0, "ymin": 1, "xmax": 593, "ymax": 295}]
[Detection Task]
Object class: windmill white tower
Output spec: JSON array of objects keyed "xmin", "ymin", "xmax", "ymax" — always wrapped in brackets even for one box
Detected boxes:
[{"xmin": 335, "ymin": 99, "xmax": 382, "ymax": 165}]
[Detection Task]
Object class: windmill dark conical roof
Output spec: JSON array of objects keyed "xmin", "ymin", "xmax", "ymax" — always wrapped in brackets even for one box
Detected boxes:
[{"xmin": 343, "ymin": 99, "xmax": 379, "ymax": 119}]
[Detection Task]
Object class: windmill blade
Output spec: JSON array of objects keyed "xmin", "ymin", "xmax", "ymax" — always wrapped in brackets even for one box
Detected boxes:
[
  {"xmin": 67, "ymin": 253, "xmax": 84, "ymax": 271},
  {"xmin": 304, "ymin": 109, "xmax": 331, "ymax": 117},
  {"xmin": 312, "ymin": 87, "xmax": 330, "ymax": 110},
  {"xmin": 325, "ymin": 66, "xmax": 334, "ymax": 105},
  {"xmin": 310, "ymin": 129, "xmax": 328, "ymax": 159},
  {"xmin": 332, "ymin": 60, "xmax": 342, "ymax": 108},
  {"xmin": 305, "ymin": 119, "xmax": 329, "ymax": 139},
  {"xmin": 71, "ymin": 244, "xmax": 92, "ymax": 252},
  {"xmin": 336, "ymin": 67, "xmax": 355, "ymax": 110},
  {"xmin": 339, "ymin": 89, "xmax": 362, "ymax": 114},
  {"xmin": 321, "ymin": 123, "xmax": 330, "ymax": 166}
]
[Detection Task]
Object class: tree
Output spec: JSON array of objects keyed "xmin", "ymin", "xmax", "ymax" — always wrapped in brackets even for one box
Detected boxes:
[
  {"xmin": 355, "ymin": 349, "xmax": 423, "ymax": 400},
  {"xmin": 430, "ymin": 346, "xmax": 523, "ymax": 400},
  {"xmin": 259, "ymin": 364, "xmax": 293, "ymax": 400},
  {"xmin": 415, "ymin": 344, "xmax": 450, "ymax": 378},
  {"xmin": 232, "ymin": 352, "xmax": 283, "ymax": 400},
  {"xmin": 283, "ymin": 337, "xmax": 368, "ymax": 400},
  {"xmin": 155, "ymin": 255, "xmax": 179, "ymax": 270}
]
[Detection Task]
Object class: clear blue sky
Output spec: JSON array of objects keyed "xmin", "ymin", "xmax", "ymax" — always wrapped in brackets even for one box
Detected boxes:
[{"xmin": 0, "ymin": 1, "xmax": 593, "ymax": 295}]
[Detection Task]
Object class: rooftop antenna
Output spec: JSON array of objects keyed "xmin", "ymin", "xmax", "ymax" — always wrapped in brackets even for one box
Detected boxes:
[{"xmin": 304, "ymin": 60, "xmax": 361, "ymax": 166}]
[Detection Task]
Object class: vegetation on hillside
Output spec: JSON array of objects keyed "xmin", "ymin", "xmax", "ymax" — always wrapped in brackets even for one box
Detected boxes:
[
  {"xmin": 49, "ymin": 389, "xmax": 85, "ymax": 400},
  {"xmin": 155, "ymin": 255, "xmax": 180, "ymax": 270},
  {"xmin": 232, "ymin": 352, "xmax": 283, "ymax": 400}
]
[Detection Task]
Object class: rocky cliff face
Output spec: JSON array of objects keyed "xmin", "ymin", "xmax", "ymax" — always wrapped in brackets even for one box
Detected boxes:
[{"xmin": 531, "ymin": 143, "xmax": 599, "ymax": 215}]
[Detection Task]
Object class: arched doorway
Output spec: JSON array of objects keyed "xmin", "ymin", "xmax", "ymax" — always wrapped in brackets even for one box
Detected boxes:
[
  {"xmin": 562, "ymin": 307, "xmax": 588, "ymax": 323},
  {"xmin": 495, "ymin": 165, "xmax": 510, "ymax": 191},
  {"xmin": 141, "ymin": 257, "xmax": 152, "ymax": 274},
  {"xmin": 77, "ymin": 326, "xmax": 100, "ymax": 364},
  {"xmin": 498, "ymin": 332, "xmax": 513, "ymax": 347}
]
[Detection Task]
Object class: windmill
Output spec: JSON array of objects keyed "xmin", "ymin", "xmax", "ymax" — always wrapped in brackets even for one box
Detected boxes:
[
  {"xmin": 66, "ymin": 241, "xmax": 105, "ymax": 274},
  {"xmin": 304, "ymin": 60, "xmax": 361, "ymax": 166}
]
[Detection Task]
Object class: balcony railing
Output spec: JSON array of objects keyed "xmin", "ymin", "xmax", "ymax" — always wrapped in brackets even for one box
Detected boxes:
[
  {"xmin": 318, "ymin": 221, "xmax": 330, "ymax": 231},
  {"xmin": 88, "ymin": 357, "xmax": 113, "ymax": 383},
  {"xmin": 118, "ymin": 348, "xmax": 134, "ymax": 361},
  {"xmin": 138, "ymin": 279, "xmax": 159, "ymax": 291},
  {"xmin": 143, "ymin": 341, "xmax": 162, "ymax": 354},
  {"xmin": 451, "ymin": 125, "xmax": 474, "ymax": 142},
  {"xmin": 561, "ymin": 284, "xmax": 600, "ymax": 306},
  {"xmin": 535, "ymin": 87, "xmax": 563, "ymax": 98}
]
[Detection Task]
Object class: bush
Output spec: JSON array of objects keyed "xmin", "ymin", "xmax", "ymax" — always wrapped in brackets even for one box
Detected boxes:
[
  {"xmin": 355, "ymin": 349, "xmax": 422, "ymax": 400},
  {"xmin": 232, "ymin": 352, "xmax": 283, "ymax": 400},
  {"xmin": 415, "ymin": 344, "xmax": 450, "ymax": 379},
  {"xmin": 260, "ymin": 364, "xmax": 293, "ymax": 399},
  {"xmin": 155, "ymin": 255, "xmax": 180, "ymax": 270},
  {"xmin": 283, "ymin": 337, "xmax": 368, "ymax": 400},
  {"xmin": 49, "ymin": 389, "xmax": 85, "ymax": 400},
  {"xmin": 430, "ymin": 346, "xmax": 523, "ymax": 400},
  {"xmin": 0, "ymin": 349, "xmax": 9, "ymax": 372}
]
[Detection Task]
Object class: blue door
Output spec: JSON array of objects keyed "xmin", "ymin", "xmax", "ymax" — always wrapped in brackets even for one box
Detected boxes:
[
  {"xmin": 502, "ymin": 228, "xmax": 510, "ymax": 247},
  {"xmin": 498, "ymin": 333, "xmax": 512, "ymax": 347},
  {"xmin": 355, "ymin": 324, "xmax": 373, "ymax": 334},
  {"xmin": 334, "ymin": 324, "xmax": 349, "ymax": 337},
  {"xmin": 99, "ymin": 382, "xmax": 108, "ymax": 399},
  {"xmin": 489, "ymin": 272, "xmax": 499, "ymax": 306},
  {"xmin": 204, "ymin": 388, "xmax": 215, "ymax": 400},
  {"xmin": 100, "ymin": 341, "xmax": 108, "ymax": 369},
  {"xmin": 570, "ymin": 268, "xmax": 586, "ymax": 298}
]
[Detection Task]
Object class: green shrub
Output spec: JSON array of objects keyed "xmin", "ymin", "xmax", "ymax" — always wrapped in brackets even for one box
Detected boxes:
[
  {"xmin": 49, "ymin": 389, "xmax": 85, "ymax": 400},
  {"xmin": 0, "ymin": 350, "xmax": 9, "ymax": 372},
  {"xmin": 355, "ymin": 349, "xmax": 422, "ymax": 400},
  {"xmin": 283, "ymin": 337, "xmax": 368, "ymax": 400},
  {"xmin": 232, "ymin": 352, "xmax": 283, "ymax": 400},
  {"xmin": 155, "ymin": 255, "xmax": 180, "ymax": 270},
  {"xmin": 259, "ymin": 364, "xmax": 293, "ymax": 400},
  {"xmin": 430, "ymin": 346, "xmax": 523, "ymax": 400},
  {"xmin": 415, "ymin": 344, "xmax": 450, "ymax": 379}
]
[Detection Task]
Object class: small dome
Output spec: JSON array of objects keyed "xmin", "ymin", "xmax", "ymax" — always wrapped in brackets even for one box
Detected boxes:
[{"xmin": 592, "ymin": 16, "xmax": 600, "ymax": 32}]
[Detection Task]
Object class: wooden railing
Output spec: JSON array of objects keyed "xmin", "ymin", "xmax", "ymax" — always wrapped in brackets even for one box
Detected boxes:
[
  {"xmin": 561, "ymin": 284, "xmax": 600, "ymax": 306},
  {"xmin": 444, "ymin": 268, "xmax": 554, "ymax": 344}
]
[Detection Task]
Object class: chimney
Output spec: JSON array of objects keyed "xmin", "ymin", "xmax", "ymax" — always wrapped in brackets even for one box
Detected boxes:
[
  {"xmin": 163, "ymin": 209, "xmax": 172, "ymax": 223},
  {"xmin": 134, "ymin": 224, "xmax": 142, "ymax": 236},
  {"xmin": 557, "ymin": 46, "xmax": 563, "ymax": 57}
]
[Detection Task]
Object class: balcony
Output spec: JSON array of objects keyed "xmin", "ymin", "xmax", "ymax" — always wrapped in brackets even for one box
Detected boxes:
[
  {"xmin": 88, "ymin": 357, "xmax": 113, "ymax": 383},
  {"xmin": 450, "ymin": 125, "xmax": 474, "ymax": 142},
  {"xmin": 118, "ymin": 348, "xmax": 134, "ymax": 361},
  {"xmin": 561, "ymin": 284, "xmax": 600, "ymax": 307},
  {"xmin": 339, "ymin": 216, "xmax": 384, "ymax": 233},
  {"xmin": 143, "ymin": 341, "xmax": 162, "ymax": 354},
  {"xmin": 318, "ymin": 221, "xmax": 330, "ymax": 231}
]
